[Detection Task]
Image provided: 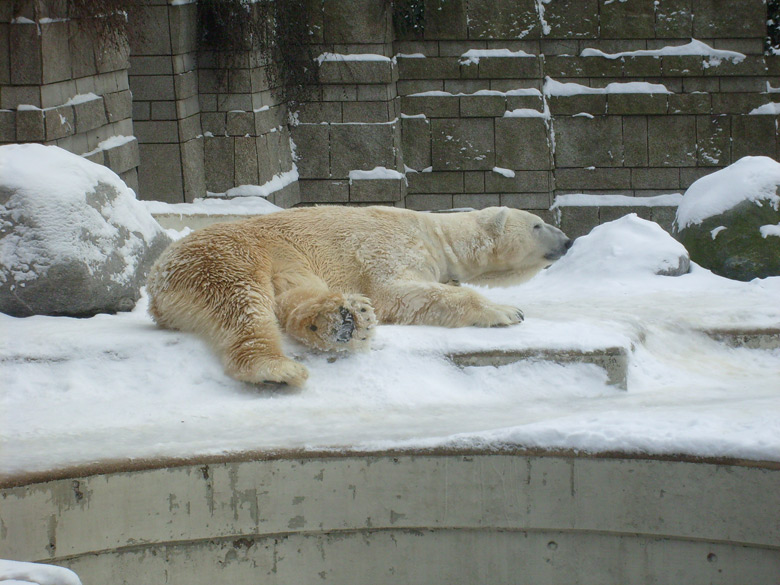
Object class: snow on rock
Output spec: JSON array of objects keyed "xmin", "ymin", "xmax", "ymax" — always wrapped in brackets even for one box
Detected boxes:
[
  {"xmin": 0, "ymin": 560, "xmax": 82, "ymax": 585},
  {"xmin": 0, "ymin": 144, "xmax": 171, "ymax": 317},
  {"xmin": 459, "ymin": 48, "xmax": 534, "ymax": 65},
  {"xmin": 544, "ymin": 77, "xmax": 671, "ymax": 96},
  {"xmin": 144, "ymin": 196, "xmax": 282, "ymax": 217},
  {"xmin": 348, "ymin": 167, "xmax": 405, "ymax": 183},
  {"xmin": 675, "ymin": 156, "xmax": 780, "ymax": 230},
  {"xmin": 580, "ymin": 39, "xmax": 745, "ymax": 66},
  {"xmin": 553, "ymin": 193, "xmax": 683, "ymax": 208},
  {"xmin": 543, "ymin": 214, "xmax": 690, "ymax": 280}
]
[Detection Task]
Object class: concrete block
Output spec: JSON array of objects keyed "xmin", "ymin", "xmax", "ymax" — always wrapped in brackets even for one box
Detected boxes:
[
  {"xmin": 500, "ymin": 193, "xmax": 553, "ymax": 210},
  {"xmin": 647, "ymin": 116, "xmax": 696, "ymax": 167},
  {"xmin": 621, "ymin": 56, "xmax": 664, "ymax": 77},
  {"xmin": 322, "ymin": 84, "xmax": 357, "ymax": 102},
  {"xmin": 553, "ymin": 116, "xmax": 624, "ymax": 167},
  {"xmin": 0, "ymin": 24, "xmax": 9, "ymax": 85},
  {"xmin": 349, "ymin": 177, "xmax": 404, "ymax": 202},
  {"xmin": 464, "ymin": 171, "xmax": 485, "ymax": 193},
  {"xmin": 452, "ymin": 193, "xmax": 500, "ymax": 208},
  {"xmin": 692, "ymin": 0, "xmax": 766, "ymax": 38},
  {"xmin": 661, "ymin": 55, "xmax": 703, "ymax": 77},
  {"xmin": 401, "ymin": 116, "xmax": 432, "ymax": 171},
  {"xmin": 134, "ymin": 120, "xmax": 179, "ymax": 144},
  {"xmin": 320, "ymin": 60, "xmax": 394, "ymax": 85},
  {"xmin": 711, "ymin": 93, "xmax": 769, "ymax": 114},
  {"xmin": 555, "ymin": 167, "xmax": 631, "ymax": 190},
  {"xmin": 495, "ymin": 117, "xmax": 553, "ymax": 170},
  {"xmin": 600, "ymin": 205, "xmax": 653, "ymax": 224},
  {"xmin": 129, "ymin": 75, "xmax": 175, "ymax": 102},
  {"xmin": 255, "ymin": 135, "xmax": 276, "ymax": 185},
  {"xmin": 137, "ymin": 143, "xmax": 183, "ymax": 203},
  {"xmin": 477, "ymin": 57, "xmax": 542, "ymax": 79},
  {"xmin": 432, "ymin": 118, "xmax": 494, "ymax": 171},
  {"xmin": 731, "ymin": 116, "xmax": 777, "ymax": 161},
  {"xmin": 544, "ymin": 0, "xmax": 599, "ymax": 39},
  {"xmin": 680, "ymin": 167, "xmax": 718, "ymax": 189},
  {"xmin": 294, "ymin": 101, "xmax": 342, "ymax": 124},
  {"xmin": 401, "ymin": 95, "xmax": 460, "ymax": 118},
  {"xmin": 105, "ymin": 137, "xmax": 140, "ymax": 175},
  {"xmin": 651, "ymin": 205, "xmax": 678, "ymax": 232},
  {"xmin": 197, "ymin": 69, "xmax": 228, "ymax": 94},
  {"xmin": 178, "ymin": 114, "xmax": 201, "ymax": 142},
  {"xmin": 444, "ymin": 79, "xmax": 490, "ymax": 94},
  {"xmin": 204, "ymin": 136, "xmax": 235, "ymax": 193},
  {"xmin": 201, "ymin": 112, "xmax": 226, "ymax": 136},
  {"xmin": 44, "ymin": 104, "xmax": 75, "ymax": 141},
  {"xmin": 15, "ymin": 107, "xmax": 45, "ymax": 142},
  {"xmin": 323, "ymin": 0, "xmax": 391, "ymax": 44},
  {"xmin": 132, "ymin": 101, "xmax": 150, "ymax": 121},
  {"xmin": 485, "ymin": 170, "xmax": 551, "ymax": 193},
  {"xmin": 397, "ymin": 58, "xmax": 460, "ymax": 80},
  {"xmin": 357, "ymin": 84, "xmax": 394, "ymax": 101},
  {"xmin": 174, "ymin": 70, "xmax": 198, "ymax": 100},
  {"xmin": 466, "ymin": 0, "xmax": 541, "ymax": 40},
  {"xmin": 169, "ymin": 3, "xmax": 198, "ymax": 54},
  {"xmin": 227, "ymin": 69, "xmax": 252, "ymax": 94},
  {"xmin": 94, "ymin": 39, "xmax": 129, "ymax": 74},
  {"xmin": 668, "ymin": 93, "xmax": 711, "ymax": 115},
  {"xmin": 73, "ymin": 96, "xmax": 108, "ymax": 134},
  {"xmin": 217, "ymin": 93, "xmax": 253, "ymax": 112},
  {"xmin": 423, "ymin": 0, "xmax": 467, "ymax": 39},
  {"xmin": 599, "ymin": 0, "xmax": 654, "ymax": 38},
  {"xmin": 622, "ymin": 116, "xmax": 648, "ymax": 167},
  {"xmin": 172, "ymin": 53, "xmax": 197, "ymax": 75},
  {"xmin": 696, "ymin": 115, "xmax": 731, "ymax": 167},
  {"xmin": 397, "ymin": 79, "xmax": 444, "ymax": 96},
  {"xmin": 655, "ymin": 0, "xmax": 693, "ymax": 37},
  {"xmin": 129, "ymin": 5, "xmax": 171, "ymax": 56},
  {"xmin": 226, "ymin": 111, "xmax": 254, "ymax": 136},
  {"xmin": 299, "ymin": 179, "xmax": 350, "ymax": 203},
  {"xmin": 557, "ymin": 205, "xmax": 599, "ymax": 239},
  {"xmin": 41, "ymin": 78, "xmax": 77, "ymax": 108},
  {"xmin": 2, "ymin": 85, "xmax": 42, "ymax": 109},
  {"xmin": 68, "ymin": 22, "xmax": 97, "ymax": 79},
  {"xmin": 547, "ymin": 94, "xmax": 607, "ymax": 116},
  {"xmin": 405, "ymin": 193, "xmax": 453, "ymax": 209},
  {"xmin": 459, "ymin": 95, "xmax": 506, "ymax": 117},
  {"xmin": 543, "ymin": 55, "xmax": 586, "ymax": 78},
  {"xmin": 607, "ymin": 93, "xmax": 668, "ymax": 115},
  {"xmin": 329, "ymin": 123, "xmax": 397, "ymax": 177},
  {"xmin": 150, "ymin": 101, "xmax": 177, "ymax": 121},
  {"xmin": 291, "ymin": 124, "xmax": 330, "ymax": 179},
  {"xmin": 342, "ymin": 101, "xmax": 392, "ymax": 123},
  {"xmin": 175, "ymin": 95, "xmax": 200, "ymax": 121},
  {"xmin": 180, "ymin": 137, "xmax": 205, "ymax": 202},
  {"xmin": 129, "ymin": 56, "xmax": 172, "ymax": 76},
  {"xmin": 0, "ymin": 109, "xmax": 15, "ymax": 142},
  {"xmin": 102, "ymin": 90, "xmax": 133, "ymax": 123},
  {"xmin": 407, "ymin": 171, "xmax": 464, "ymax": 194},
  {"xmin": 630, "ymin": 168, "xmax": 681, "ymax": 190},
  {"xmin": 40, "ymin": 22, "xmax": 71, "ymax": 84},
  {"xmin": 255, "ymin": 106, "xmax": 285, "ymax": 134},
  {"xmin": 10, "ymin": 23, "xmax": 42, "ymax": 85},
  {"xmin": 234, "ymin": 136, "xmax": 259, "ymax": 186}
]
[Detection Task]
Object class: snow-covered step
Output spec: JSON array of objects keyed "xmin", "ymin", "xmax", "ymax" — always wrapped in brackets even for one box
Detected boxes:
[
  {"xmin": 450, "ymin": 346, "xmax": 629, "ymax": 390},
  {"xmin": 705, "ymin": 328, "xmax": 780, "ymax": 350}
]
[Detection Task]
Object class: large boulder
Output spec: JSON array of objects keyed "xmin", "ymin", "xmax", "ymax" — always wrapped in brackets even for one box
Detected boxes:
[
  {"xmin": 673, "ymin": 156, "xmax": 780, "ymax": 281},
  {"xmin": 0, "ymin": 144, "xmax": 172, "ymax": 317}
]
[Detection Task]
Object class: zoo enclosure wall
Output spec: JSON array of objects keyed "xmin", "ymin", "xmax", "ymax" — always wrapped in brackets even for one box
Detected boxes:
[{"xmin": 0, "ymin": 0, "xmax": 778, "ymax": 232}]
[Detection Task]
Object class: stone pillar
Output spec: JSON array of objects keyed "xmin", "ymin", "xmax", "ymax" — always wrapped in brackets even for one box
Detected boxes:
[
  {"xmin": 128, "ymin": 0, "xmax": 204, "ymax": 203},
  {"xmin": 0, "ymin": 0, "xmax": 139, "ymax": 191},
  {"xmin": 291, "ymin": 0, "xmax": 406, "ymax": 207}
]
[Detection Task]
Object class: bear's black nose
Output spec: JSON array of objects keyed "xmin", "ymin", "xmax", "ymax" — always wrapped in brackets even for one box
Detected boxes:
[{"xmin": 564, "ymin": 239, "xmax": 573, "ymax": 250}]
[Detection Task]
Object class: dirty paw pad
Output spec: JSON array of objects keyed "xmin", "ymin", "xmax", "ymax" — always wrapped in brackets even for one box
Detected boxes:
[{"xmin": 334, "ymin": 306, "xmax": 356, "ymax": 342}]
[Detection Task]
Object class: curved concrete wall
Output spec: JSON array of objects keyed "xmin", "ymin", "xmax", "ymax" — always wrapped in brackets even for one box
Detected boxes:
[{"xmin": 2, "ymin": 453, "xmax": 779, "ymax": 584}]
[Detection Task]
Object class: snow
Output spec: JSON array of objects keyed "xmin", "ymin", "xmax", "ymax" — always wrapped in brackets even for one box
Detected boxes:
[
  {"xmin": 580, "ymin": 39, "xmax": 745, "ymax": 65},
  {"xmin": 675, "ymin": 156, "xmax": 780, "ymax": 229},
  {"xmin": 316, "ymin": 53, "xmax": 393, "ymax": 64},
  {"xmin": 749, "ymin": 103, "xmax": 780, "ymax": 115},
  {"xmin": 0, "ymin": 144, "xmax": 161, "ymax": 285},
  {"xmin": 760, "ymin": 223, "xmax": 780, "ymax": 238},
  {"xmin": 544, "ymin": 77, "xmax": 671, "ymax": 96},
  {"xmin": 460, "ymin": 48, "xmax": 534, "ymax": 65},
  {"xmin": 348, "ymin": 167, "xmax": 405, "ymax": 183},
  {"xmin": 0, "ymin": 560, "xmax": 81, "ymax": 585},
  {"xmin": 553, "ymin": 193, "xmax": 683, "ymax": 208},
  {"xmin": 2, "ymin": 210, "xmax": 780, "ymax": 479},
  {"xmin": 143, "ymin": 197, "xmax": 281, "ymax": 217},
  {"xmin": 492, "ymin": 167, "xmax": 516, "ymax": 178}
]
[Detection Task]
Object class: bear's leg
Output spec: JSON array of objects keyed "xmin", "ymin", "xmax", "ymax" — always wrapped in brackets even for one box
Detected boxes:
[
  {"xmin": 375, "ymin": 281, "xmax": 524, "ymax": 327},
  {"xmin": 276, "ymin": 285, "xmax": 377, "ymax": 351}
]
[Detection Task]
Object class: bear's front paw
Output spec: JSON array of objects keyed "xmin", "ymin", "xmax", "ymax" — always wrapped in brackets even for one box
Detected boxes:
[
  {"xmin": 474, "ymin": 303, "xmax": 524, "ymax": 327},
  {"xmin": 300, "ymin": 294, "xmax": 377, "ymax": 351}
]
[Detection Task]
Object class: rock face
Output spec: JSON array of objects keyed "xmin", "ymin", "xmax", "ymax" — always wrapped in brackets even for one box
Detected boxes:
[
  {"xmin": 674, "ymin": 157, "xmax": 780, "ymax": 281},
  {"xmin": 0, "ymin": 144, "xmax": 172, "ymax": 317}
]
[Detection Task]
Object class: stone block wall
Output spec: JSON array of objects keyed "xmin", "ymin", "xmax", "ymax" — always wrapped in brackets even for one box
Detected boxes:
[
  {"xmin": 0, "ymin": 0, "xmax": 139, "ymax": 190},
  {"xmin": 383, "ymin": 0, "xmax": 779, "ymax": 219}
]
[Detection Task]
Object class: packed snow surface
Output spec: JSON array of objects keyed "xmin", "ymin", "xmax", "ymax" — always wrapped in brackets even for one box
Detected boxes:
[
  {"xmin": 2, "ymin": 210, "xmax": 780, "ymax": 479},
  {"xmin": 675, "ymin": 156, "xmax": 780, "ymax": 229}
]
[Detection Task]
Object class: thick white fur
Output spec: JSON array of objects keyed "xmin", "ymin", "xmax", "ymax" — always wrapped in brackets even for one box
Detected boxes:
[{"xmin": 147, "ymin": 205, "xmax": 570, "ymax": 386}]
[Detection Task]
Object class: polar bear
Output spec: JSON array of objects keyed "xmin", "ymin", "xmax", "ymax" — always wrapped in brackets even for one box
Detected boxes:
[{"xmin": 147, "ymin": 205, "xmax": 571, "ymax": 386}]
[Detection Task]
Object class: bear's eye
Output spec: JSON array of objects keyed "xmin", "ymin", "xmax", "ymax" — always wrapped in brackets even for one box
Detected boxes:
[{"xmin": 533, "ymin": 224, "xmax": 542, "ymax": 230}]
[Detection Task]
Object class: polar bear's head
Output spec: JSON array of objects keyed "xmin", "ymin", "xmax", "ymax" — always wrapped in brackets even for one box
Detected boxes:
[{"xmin": 468, "ymin": 207, "xmax": 572, "ymax": 286}]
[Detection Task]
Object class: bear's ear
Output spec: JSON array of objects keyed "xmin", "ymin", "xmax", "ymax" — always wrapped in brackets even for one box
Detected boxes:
[{"xmin": 478, "ymin": 207, "xmax": 509, "ymax": 235}]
